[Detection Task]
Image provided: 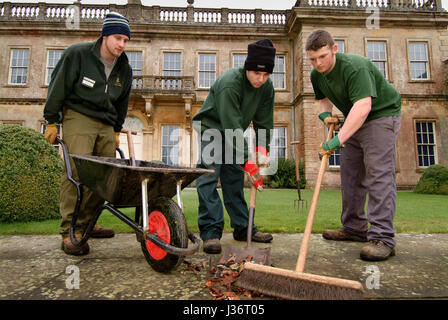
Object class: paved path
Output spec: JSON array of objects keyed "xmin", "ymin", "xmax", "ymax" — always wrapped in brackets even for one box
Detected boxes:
[{"xmin": 1, "ymin": 233, "xmax": 447, "ymax": 300}]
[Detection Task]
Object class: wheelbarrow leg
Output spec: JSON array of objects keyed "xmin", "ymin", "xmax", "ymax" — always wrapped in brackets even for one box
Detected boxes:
[
  {"xmin": 141, "ymin": 178, "xmax": 149, "ymax": 232},
  {"xmin": 176, "ymin": 179, "xmax": 183, "ymax": 211}
]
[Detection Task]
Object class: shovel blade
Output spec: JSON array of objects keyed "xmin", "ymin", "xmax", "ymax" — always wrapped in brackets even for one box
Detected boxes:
[{"xmin": 221, "ymin": 245, "xmax": 271, "ymax": 266}]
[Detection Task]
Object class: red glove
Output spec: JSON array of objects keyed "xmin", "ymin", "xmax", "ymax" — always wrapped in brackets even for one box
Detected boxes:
[{"xmin": 242, "ymin": 160, "xmax": 263, "ymax": 191}]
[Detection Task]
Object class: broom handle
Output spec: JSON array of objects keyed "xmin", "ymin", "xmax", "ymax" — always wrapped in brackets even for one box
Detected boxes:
[{"xmin": 295, "ymin": 124, "xmax": 334, "ymax": 273}]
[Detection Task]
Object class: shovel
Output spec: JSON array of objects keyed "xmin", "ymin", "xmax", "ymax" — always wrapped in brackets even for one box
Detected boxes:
[{"xmin": 220, "ymin": 184, "xmax": 271, "ymax": 265}]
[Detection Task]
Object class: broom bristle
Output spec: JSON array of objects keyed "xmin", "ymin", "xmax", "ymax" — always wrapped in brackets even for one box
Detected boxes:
[{"xmin": 237, "ymin": 263, "xmax": 364, "ymax": 300}]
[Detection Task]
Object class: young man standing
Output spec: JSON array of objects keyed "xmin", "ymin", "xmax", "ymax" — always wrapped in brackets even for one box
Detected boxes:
[
  {"xmin": 193, "ymin": 39, "xmax": 276, "ymax": 254},
  {"xmin": 43, "ymin": 12, "xmax": 133, "ymax": 255},
  {"xmin": 306, "ymin": 30, "xmax": 401, "ymax": 261}
]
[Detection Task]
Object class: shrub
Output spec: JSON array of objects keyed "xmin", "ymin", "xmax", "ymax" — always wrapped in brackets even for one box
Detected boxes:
[
  {"xmin": 414, "ymin": 164, "xmax": 448, "ymax": 195},
  {"xmin": 267, "ymin": 157, "xmax": 306, "ymax": 189},
  {"xmin": 0, "ymin": 124, "xmax": 63, "ymax": 223}
]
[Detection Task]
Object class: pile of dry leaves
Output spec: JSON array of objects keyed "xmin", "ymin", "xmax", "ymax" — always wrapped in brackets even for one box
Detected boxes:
[{"xmin": 183, "ymin": 255, "xmax": 264, "ymax": 300}]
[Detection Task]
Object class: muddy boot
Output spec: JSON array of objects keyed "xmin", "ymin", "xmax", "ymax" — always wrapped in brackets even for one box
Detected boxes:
[
  {"xmin": 360, "ymin": 240, "xmax": 395, "ymax": 261},
  {"xmin": 203, "ymin": 238, "xmax": 222, "ymax": 254},
  {"xmin": 90, "ymin": 224, "xmax": 115, "ymax": 238},
  {"xmin": 322, "ymin": 228, "xmax": 367, "ymax": 242},
  {"xmin": 234, "ymin": 231, "xmax": 273, "ymax": 243},
  {"xmin": 61, "ymin": 234, "xmax": 90, "ymax": 256}
]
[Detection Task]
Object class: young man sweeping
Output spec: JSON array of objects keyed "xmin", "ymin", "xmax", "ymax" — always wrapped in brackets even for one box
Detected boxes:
[
  {"xmin": 193, "ymin": 39, "xmax": 276, "ymax": 254},
  {"xmin": 306, "ymin": 30, "xmax": 401, "ymax": 261}
]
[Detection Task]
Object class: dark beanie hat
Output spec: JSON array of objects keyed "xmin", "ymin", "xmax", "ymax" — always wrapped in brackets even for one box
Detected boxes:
[
  {"xmin": 244, "ymin": 38, "xmax": 276, "ymax": 74},
  {"xmin": 102, "ymin": 12, "xmax": 131, "ymax": 40}
]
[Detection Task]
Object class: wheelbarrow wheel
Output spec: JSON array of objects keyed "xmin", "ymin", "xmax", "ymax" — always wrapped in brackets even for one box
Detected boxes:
[{"xmin": 137, "ymin": 197, "xmax": 188, "ymax": 273}]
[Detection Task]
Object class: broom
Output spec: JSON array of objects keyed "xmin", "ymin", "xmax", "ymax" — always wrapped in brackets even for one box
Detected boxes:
[{"xmin": 237, "ymin": 124, "xmax": 365, "ymax": 299}]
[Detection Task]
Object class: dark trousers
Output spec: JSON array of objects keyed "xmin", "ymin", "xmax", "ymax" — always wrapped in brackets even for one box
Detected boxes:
[
  {"xmin": 196, "ymin": 162, "xmax": 257, "ymax": 241},
  {"xmin": 340, "ymin": 116, "xmax": 401, "ymax": 248}
]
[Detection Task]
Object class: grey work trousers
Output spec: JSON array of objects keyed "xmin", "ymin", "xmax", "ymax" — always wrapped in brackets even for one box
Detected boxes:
[{"xmin": 340, "ymin": 115, "xmax": 401, "ymax": 248}]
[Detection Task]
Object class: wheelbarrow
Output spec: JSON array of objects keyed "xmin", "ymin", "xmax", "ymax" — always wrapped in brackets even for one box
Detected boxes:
[{"xmin": 56, "ymin": 134, "xmax": 213, "ymax": 273}]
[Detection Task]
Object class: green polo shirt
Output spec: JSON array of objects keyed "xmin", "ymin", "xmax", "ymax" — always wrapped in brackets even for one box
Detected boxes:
[{"xmin": 311, "ymin": 53, "xmax": 401, "ymax": 121}]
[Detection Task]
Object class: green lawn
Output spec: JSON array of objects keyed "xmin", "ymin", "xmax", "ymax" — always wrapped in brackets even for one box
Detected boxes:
[{"xmin": 0, "ymin": 189, "xmax": 447, "ymax": 235}]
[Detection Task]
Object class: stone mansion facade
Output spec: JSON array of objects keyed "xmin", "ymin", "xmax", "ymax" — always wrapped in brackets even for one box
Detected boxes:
[{"xmin": 1, "ymin": 0, "xmax": 447, "ymax": 189}]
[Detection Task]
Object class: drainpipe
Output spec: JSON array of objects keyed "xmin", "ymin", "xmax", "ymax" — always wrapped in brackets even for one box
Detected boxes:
[{"xmin": 290, "ymin": 39, "xmax": 296, "ymax": 155}]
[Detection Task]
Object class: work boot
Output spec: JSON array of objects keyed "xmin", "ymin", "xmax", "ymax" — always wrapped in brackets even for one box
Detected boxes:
[
  {"xmin": 203, "ymin": 238, "xmax": 222, "ymax": 254},
  {"xmin": 61, "ymin": 234, "xmax": 90, "ymax": 256},
  {"xmin": 360, "ymin": 240, "xmax": 395, "ymax": 261},
  {"xmin": 234, "ymin": 231, "xmax": 273, "ymax": 243},
  {"xmin": 322, "ymin": 228, "xmax": 367, "ymax": 242},
  {"xmin": 89, "ymin": 224, "xmax": 115, "ymax": 238}
]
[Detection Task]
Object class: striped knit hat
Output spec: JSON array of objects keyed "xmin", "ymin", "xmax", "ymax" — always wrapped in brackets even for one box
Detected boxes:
[{"xmin": 102, "ymin": 12, "xmax": 131, "ymax": 39}]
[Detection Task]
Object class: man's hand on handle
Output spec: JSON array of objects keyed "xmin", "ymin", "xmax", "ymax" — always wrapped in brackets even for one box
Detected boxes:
[
  {"xmin": 319, "ymin": 135, "xmax": 343, "ymax": 159},
  {"xmin": 318, "ymin": 112, "xmax": 340, "ymax": 131},
  {"xmin": 242, "ymin": 160, "xmax": 263, "ymax": 191},
  {"xmin": 44, "ymin": 124, "xmax": 58, "ymax": 144}
]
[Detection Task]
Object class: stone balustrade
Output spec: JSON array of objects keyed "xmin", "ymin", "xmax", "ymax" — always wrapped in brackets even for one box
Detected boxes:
[
  {"xmin": 1, "ymin": 1, "xmax": 443, "ymax": 27},
  {"xmin": 0, "ymin": 2, "xmax": 289, "ymax": 26},
  {"xmin": 294, "ymin": 0, "xmax": 442, "ymax": 10},
  {"xmin": 132, "ymin": 75, "xmax": 195, "ymax": 93}
]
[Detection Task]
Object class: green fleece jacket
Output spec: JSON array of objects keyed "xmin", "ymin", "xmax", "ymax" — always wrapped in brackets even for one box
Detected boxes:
[
  {"xmin": 193, "ymin": 67, "xmax": 275, "ymax": 164},
  {"xmin": 43, "ymin": 37, "xmax": 133, "ymax": 132}
]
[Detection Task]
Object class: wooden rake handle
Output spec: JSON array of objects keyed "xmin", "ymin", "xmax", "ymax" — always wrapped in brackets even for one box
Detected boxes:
[
  {"xmin": 295, "ymin": 124, "xmax": 335, "ymax": 273},
  {"xmin": 121, "ymin": 129, "xmax": 138, "ymax": 167}
]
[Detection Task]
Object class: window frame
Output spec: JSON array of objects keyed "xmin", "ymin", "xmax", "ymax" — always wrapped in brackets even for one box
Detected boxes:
[
  {"xmin": 8, "ymin": 47, "xmax": 31, "ymax": 86},
  {"xmin": 364, "ymin": 38, "xmax": 391, "ymax": 81},
  {"xmin": 45, "ymin": 48, "xmax": 64, "ymax": 86},
  {"xmin": 414, "ymin": 119, "xmax": 438, "ymax": 169},
  {"xmin": 407, "ymin": 39, "xmax": 432, "ymax": 82},
  {"xmin": 270, "ymin": 126, "xmax": 287, "ymax": 160},
  {"xmin": 328, "ymin": 120, "xmax": 344, "ymax": 168},
  {"xmin": 271, "ymin": 54, "xmax": 286, "ymax": 90},
  {"xmin": 160, "ymin": 124, "xmax": 181, "ymax": 166},
  {"xmin": 197, "ymin": 51, "xmax": 217, "ymax": 89},
  {"xmin": 232, "ymin": 53, "xmax": 246, "ymax": 69}
]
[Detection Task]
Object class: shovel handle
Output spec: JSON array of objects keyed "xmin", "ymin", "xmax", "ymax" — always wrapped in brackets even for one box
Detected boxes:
[
  {"xmin": 121, "ymin": 129, "xmax": 137, "ymax": 167},
  {"xmin": 246, "ymin": 184, "xmax": 257, "ymax": 248},
  {"xmin": 295, "ymin": 124, "xmax": 334, "ymax": 273}
]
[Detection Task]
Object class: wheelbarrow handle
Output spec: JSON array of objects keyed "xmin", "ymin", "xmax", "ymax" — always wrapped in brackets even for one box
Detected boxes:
[{"xmin": 55, "ymin": 137, "xmax": 86, "ymax": 247}]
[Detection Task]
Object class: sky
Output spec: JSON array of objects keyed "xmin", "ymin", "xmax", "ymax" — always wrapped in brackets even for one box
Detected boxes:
[{"xmin": 3, "ymin": 0, "xmax": 447, "ymax": 11}]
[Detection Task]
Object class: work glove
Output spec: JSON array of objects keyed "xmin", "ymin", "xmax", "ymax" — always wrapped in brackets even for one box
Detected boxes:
[
  {"xmin": 255, "ymin": 146, "xmax": 270, "ymax": 168},
  {"xmin": 44, "ymin": 124, "xmax": 58, "ymax": 144},
  {"xmin": 242, "ymin": 160, "xmax": 263, "ymax": 191},
  {"xmin": 318, "ymin": 112, "xmax": 340, "ymax": 131},
  {"xmin": 115, "ymin": 132, "xmax": 120, "ymax": 147},
  {"xmin": 319, "ymin": 135, "xmax": 343, "ymax": 159}
]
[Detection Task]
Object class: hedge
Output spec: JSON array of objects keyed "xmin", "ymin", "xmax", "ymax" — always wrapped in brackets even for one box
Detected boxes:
[
  {"xmin": 267, "ymin": 157, "xmax": 306, "ymax": 189},
  {"xmin": 0, "ymin": 124, "xmax": 63, "ymax": 223},
  {"xmin": 414, "ymin": 164, "xmax": 448, "ymax": 195}
]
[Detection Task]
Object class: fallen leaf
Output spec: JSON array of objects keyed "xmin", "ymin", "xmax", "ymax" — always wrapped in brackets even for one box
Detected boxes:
[{"xmin": 205, "ymin": 278, "xmax": 220, "ymax": 287}]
